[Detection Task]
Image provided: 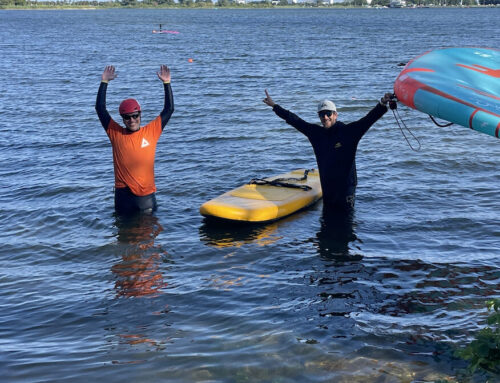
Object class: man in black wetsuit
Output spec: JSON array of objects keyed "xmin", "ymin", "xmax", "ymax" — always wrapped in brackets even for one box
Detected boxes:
[
  {"xmin": 95, "ymin": 65, "xmax": 174, "ymax": 215},
  {"xmin": 263, "ymin": 89, "xmax": 393, "ymax": 213}
]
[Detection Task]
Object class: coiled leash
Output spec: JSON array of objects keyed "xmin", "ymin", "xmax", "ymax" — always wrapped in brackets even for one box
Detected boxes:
[
  {"xmin": 249, "ymin": 169, "xmax": 312, "ymax": 191},
  {"xmin": 389, "ymin": 94, "xmax": 422, "ymax": 152}
]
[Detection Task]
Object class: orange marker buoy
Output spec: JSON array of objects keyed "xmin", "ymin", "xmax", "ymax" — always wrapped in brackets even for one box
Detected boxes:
[{"xmin": 188, "ymin": 58, "xmax": 193, "ymax": 63}]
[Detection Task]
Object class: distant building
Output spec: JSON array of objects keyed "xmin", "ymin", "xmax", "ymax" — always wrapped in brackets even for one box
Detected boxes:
[{"xmin": 389, "ymin": 0, "xmax": 406, "ymax": 7}]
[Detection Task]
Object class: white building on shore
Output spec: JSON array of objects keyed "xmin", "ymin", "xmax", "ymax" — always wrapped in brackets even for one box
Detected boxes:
[{"xmin": 389, "ymin": 0, "xmax": 406, "ymax": 7}]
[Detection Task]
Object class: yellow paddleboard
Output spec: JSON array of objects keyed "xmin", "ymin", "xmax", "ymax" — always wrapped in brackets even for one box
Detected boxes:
[{"xmin": 200, "ymin": 169, "xmax": 322, "ymax": 223}]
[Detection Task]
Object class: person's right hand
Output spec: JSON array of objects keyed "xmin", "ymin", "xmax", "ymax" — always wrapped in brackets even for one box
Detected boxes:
[
  {"xmin": 263, "ymin": 89, "xmax": 275, "ymax": 107},
  {"xmin": 102, "ymin": 65, "xmax": 117, "ymax": 82}
]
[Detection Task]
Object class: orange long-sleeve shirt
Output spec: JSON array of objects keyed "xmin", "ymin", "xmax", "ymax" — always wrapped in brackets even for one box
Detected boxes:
[{"xmin": 106, "ymin": 116, "xmax": 162, "ymax": 196}]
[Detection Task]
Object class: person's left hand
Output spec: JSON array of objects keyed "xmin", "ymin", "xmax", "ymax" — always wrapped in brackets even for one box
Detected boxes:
[
  {"xmin": 157, "ymin": 65, "xmax": 171, "ymax": 83},
  {"xmin": 380, "ymin": 92, "xmax": 394, "ymax": 105}
]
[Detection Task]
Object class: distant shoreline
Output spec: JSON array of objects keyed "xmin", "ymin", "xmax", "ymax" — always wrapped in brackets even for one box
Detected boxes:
[{"xmin": 1, "ymin": 4, "xmax": 495, "ymax": 11}]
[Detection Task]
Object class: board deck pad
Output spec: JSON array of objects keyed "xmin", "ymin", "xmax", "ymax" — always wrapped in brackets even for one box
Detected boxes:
[{"xmin": 230, "ymin": 185, "xmax": 302, "ymax": 201}]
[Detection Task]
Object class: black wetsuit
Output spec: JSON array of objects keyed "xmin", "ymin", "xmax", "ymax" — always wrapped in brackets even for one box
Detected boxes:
[
  {"xmin": 272, "ymin": 102, "xmax": 387, "ymax": 211},
  {"xmin": 95, "ymin": 82, "xmax": 174, "ymax": 215}
]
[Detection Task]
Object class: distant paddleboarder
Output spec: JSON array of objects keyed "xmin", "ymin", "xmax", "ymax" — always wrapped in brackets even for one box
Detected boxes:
[
  {"xmin": 153, "ymin": 24, "xmax": 179, "ymax": 34},
  {"xmin": 95, "ymin": 65, "xmax": 174, "ymax": 215},
  {"xmin": 263, "ymin": 90, "xmax": 393, "ymax": 213}
]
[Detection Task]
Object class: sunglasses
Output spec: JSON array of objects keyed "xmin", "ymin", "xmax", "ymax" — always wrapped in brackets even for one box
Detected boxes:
[
  {"xmin": 318, "ymin": 110, "xmax": 334, "ymax": 118},
  {"xmin": 121, "ymin": 112, "xmax": 141, "ymax": 121}
]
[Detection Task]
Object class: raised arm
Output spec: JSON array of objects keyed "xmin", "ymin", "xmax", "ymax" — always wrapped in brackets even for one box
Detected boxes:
[
  {"xmin": 347, "ymin": 92, "xmax": 392, "ymax": 140},
  {"xmin": 157, "ymin": 65, "xmax": 174, "ymax": 129},
  {"xmin": 263, "ymin": 89, "xmax": 316, "ymax": 137},
  {"xmin": 95, "ymin": 65, "xmax": 117, "ymax": 131}
]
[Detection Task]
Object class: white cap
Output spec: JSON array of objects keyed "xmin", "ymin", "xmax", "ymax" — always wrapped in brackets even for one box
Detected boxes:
[{"xmin": 317, "ymin": 99, "xmax": 337, "ymax": 113}]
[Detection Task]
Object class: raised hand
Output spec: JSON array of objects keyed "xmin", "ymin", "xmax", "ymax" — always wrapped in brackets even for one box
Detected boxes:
[
  {"xmin": 380, "ymin": 92, "xmax": 394, "ymax": 105},
  {"xmin": 157, "ymin": 65, "xmax": 171, "ymax": 83},
  {"xmin": 263, "ymin": 89, "xmax": 275, "ymax": 107},
  {"xmin": 101, "ymin": 65, "xmax": 117, "ymax": 82}
]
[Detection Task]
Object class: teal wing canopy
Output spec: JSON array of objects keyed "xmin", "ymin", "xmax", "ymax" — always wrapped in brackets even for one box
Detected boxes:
[{"xmin": 394, "ymin": 47, "xmax": 500, "ymax": 139}]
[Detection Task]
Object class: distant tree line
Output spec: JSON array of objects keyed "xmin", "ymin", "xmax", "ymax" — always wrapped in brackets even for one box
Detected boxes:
[{"xmin": 1, "ymin": 0, "xmax": 499, "ymax": 9}]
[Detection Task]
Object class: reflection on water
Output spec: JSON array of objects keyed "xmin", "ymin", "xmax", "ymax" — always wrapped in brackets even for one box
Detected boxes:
[
  {"xmin": 108, "ymin": 214, "xmax": 173, "ymax": 353},
  {"xmin": 304, "ymin": 211, "xmax": 368, "ymax": 323},
  {"xmin": 313, "ymin": 209, "xmax": 362, "ymax": 263},
  {"xmin": 112, "ymin": 214, "xmax": 169, "ymax": 298},
  {"xmin": 199, "ymin": 218, "xmax": 282, "ymax": 248}
]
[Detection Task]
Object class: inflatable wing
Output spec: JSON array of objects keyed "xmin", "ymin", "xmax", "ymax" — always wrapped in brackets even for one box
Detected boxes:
[{"xmin": 394, "ymin": 47, "xmax": 500, "ymax": 139}]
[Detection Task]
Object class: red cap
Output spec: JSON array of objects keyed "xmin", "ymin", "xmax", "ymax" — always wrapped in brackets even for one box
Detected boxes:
[{"xmin": 119, "ymin": 99, "xmax": 141, "ymax": 115}]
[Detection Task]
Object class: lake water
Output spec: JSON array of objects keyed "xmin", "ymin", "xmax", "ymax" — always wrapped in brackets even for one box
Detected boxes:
[{"xmin": 1, "ymin": 7, "xmax": 499, "ymax": 382}]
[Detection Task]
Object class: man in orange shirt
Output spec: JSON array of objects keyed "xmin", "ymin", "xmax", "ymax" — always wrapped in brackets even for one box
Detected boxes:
[{"xmin": 95, "ymin": 65, "xmax": 174, "ymax": 215}]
